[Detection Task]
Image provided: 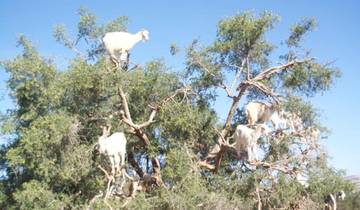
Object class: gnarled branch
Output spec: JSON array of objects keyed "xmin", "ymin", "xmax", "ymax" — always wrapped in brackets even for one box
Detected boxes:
[
  {"xmin": 253, "ymin": 58, "xmax": 313, "ymax": 81},
  {"xmin": 118, "ymin": 86, "xmax": 193, "ymax": 145}
]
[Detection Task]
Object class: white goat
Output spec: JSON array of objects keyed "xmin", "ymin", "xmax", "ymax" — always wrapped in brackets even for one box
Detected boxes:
[
  {"xmin": 102, "ymin": 29, "xmax": 149, "ymax": 68},
  {"xmin": 325, "ymin": 190, "xmax": 346, "ymax": 210},
  {"xmin": 234, "ymin": 124, "xmax": 267, "ymax": 162},
  {"xmin": 245, "ymin": 102, "xmax": 278, "ymax": 126},
  {"xmin": 97, "ymin": 126, "xmax": 127, "ymax": 175}
]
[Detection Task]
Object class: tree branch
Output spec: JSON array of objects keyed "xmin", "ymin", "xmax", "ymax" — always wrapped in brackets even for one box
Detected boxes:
[
  {"xmin": 255, "ymin": 183, "xmax": 262, "ymax": 210},
  {"xmin": 138, "ymin": 110, "xmax": 157, "ymax": 129},
  {"xmin": 199, "ymin": 83, "xmax": 248, "ymax": 172},
  {"xmin": 117, "ymin": 86, "xmax": 191, "ymax": 186},
  {"xmin": 97, "ymin": 165, "xmax": 115, "ymax": 198},
  {"xmin": 127, "ymin": 152, "xmax": 144, "ymax": 178},
  {"xmin": 246, "ymin": 55, "xmax": 251, "ymax": 80},
  {"xmin": 229, "ymin": 58, "xmax": 248, "ymax": 96},
  {"xmin": 118, "ymin": 87, "xmax": 133, "ymax": 123},
  {"xmin": 247, "ymin": 81, "xmax": 280, "ymax": 104},
  {"xmin": 253, "ymin": 58, "xmax": 313, "ymax": 81},
  {"xmin": 151, "ymin": 157, "xmax": 164, "ymax": 187},
  {"xmin": 190, "ymin": 54, "xmax": 234, "ymax": 98},
  {"xmin": 118, "ymin": 87, "xmax": 151, "ymax": 145}
]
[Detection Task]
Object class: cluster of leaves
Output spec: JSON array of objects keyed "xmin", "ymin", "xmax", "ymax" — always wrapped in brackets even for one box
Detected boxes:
[{"xmin": 0, "ymin": 8, "xmax": 356, "ymax": 210}]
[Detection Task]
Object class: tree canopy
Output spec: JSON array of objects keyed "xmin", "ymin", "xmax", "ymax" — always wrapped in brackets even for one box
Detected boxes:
[{"xmin": 0, "ymin": 8, "xmax": 357, "ymax": 210}]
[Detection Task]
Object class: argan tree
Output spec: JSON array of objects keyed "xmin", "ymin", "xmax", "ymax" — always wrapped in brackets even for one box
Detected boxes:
[{"xmin": 0, "ymin": 8, "xmax": 355, "ymax": 209}]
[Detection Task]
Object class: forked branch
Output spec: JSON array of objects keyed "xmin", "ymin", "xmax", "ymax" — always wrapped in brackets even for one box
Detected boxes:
[{"xmin": 117, "ymin": 86, "xmax": 192, "ymax": 145}]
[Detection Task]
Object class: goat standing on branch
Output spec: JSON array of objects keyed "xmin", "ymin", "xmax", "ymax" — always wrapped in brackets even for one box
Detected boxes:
[
  {"xmin": 97, "ymin": 125, "xmax": 127, "ymax": 176},
  {"xmin": 102, "ymin": 29, "xmax": 149, "ymax": 69},
  {"xmin": 234, "ymin": 124, "xmax": 268, "ymax": 162},
  {"xmin": 245, "ymin": 101, "xmax": 278, "ymax": 126}
]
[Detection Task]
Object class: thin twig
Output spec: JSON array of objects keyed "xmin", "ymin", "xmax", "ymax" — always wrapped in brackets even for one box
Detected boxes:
[
  {"xmin": 230, "ymin": 58, "xmax": 247, "ymax": 95},
  {"xmin": 97, "ymin": 165, "xmax": 115, "ymax": 198},
  {"xmin": 191, "ymin": 54, "xmax": 234, "ymax": 98},
  {"xmin": 246, "ymin": 55, "xmax": 250, "ymax": 80},
  {"xmin": 256, "ymin": 183, "xmax": 262, "ymax": 210}
]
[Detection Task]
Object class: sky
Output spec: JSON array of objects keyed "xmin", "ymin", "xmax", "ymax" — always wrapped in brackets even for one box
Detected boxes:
[{"xmin": 1, "ymin": 0, "xmax": 360, "ymax": 175}]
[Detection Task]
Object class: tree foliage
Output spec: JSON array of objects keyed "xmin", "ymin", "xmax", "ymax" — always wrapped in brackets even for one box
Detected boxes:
[{"xmin": 0, "ymin": 8, "xmax": 356, "ymax": 210}]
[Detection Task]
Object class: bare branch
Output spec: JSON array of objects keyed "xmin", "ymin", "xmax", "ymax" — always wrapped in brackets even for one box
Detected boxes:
[
  {"xmin": 205, "ymin": 144, "xmax": 221, "ymax": 161},
  {"xmin": 246, "ymin": 55, "xmax": 251, "ymax": 80},
  {"xmin": 119, "ymin": 114, "xmax": 138, "ymax": 130},
  {"xmin": 200, "ymin": 84, "xmax": 249, "ymax": 172},
  {"xmin": 138, "ymin": 110, "xmax": 157, "ymax": 129},
  {"xmin": 119, "ymin": 85, "xmax": 192, "ymax": 135},
  {"xmin": 151, "ymin": 158, "xmax": 164, "ymax": 187},
  {"xmin": 255, "ymin": 183, "xmax": 262, "ymax": 210},
  {"xmin": 254, "ymin": 58, "xmax": 313, "ymax": 81},
  {"xmin": 221, "ymin": 84, "xmax": 234, "ymax": 99},
  {"xmin": 118, "ymin": 87, "xmax": 133, "ymax": 123},
  {"xmin": 198, "ymin": 160, "xmax": 216, "ymax": 170},
  {"xmin": 118, "ymin": 87, "xmax": 151, "ymax": 145},
  {"xmin": 97, "ymin": 165, "xmax": 115, "ymax": 199},
  {"xmin": 213, "ymin": 147, "xmax": 226, "ymax": 172},
  {"xmin": 229, "ymin": 58, "xmax": 248, "ymax": 96},
  {"xmin": 98, "ymin": 165, "xmax": 113, "ymax": 180},
  {"xmin": 199, "ymin": 141, "xmax": 237, "ymax": 172},
  {"xmin": 247, "ymin": 81, "xmax": 280, "ymax": 104}
]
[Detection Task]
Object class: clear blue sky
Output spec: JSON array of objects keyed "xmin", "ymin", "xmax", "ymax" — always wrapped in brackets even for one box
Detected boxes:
[{"xmin": 1, "ymin": 1, "xmax": 359, "ymax": 175}]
